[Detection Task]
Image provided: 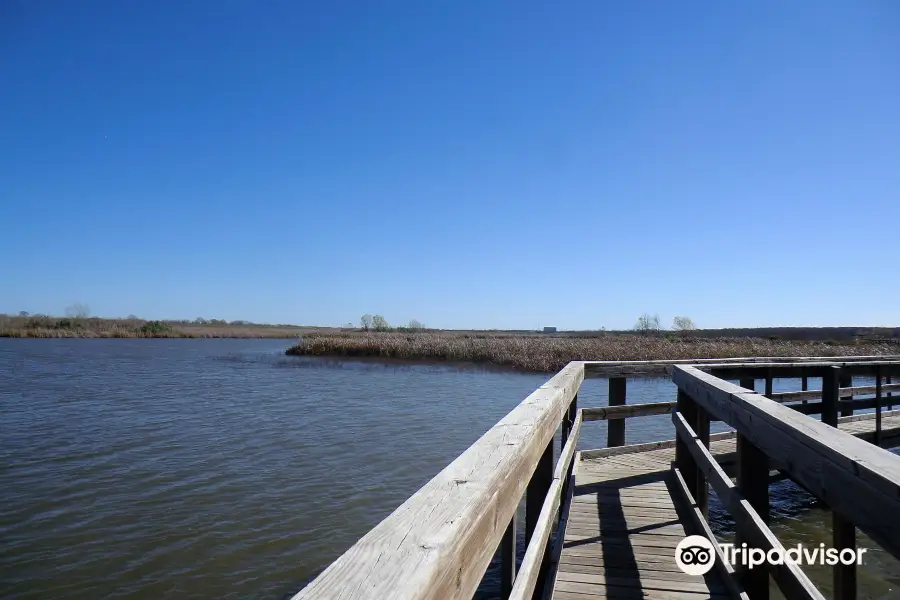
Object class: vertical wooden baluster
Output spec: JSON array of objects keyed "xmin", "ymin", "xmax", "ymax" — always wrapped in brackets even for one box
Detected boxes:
[
  {"xmin": 736, "ymin": 434, "xmax": 770, "ymax": 600},
  {"xmin": 839, "ymin": 372, "xmax": 853, "ymax": 417},
  {"xmin": 823, "ymin": 367, "xmax": 856, "ymax": 600},
  {"xmin": 888, "ymin": 375, "xmax": 893, "ymax": 410},
  {"xmin": 675, "ymin": 391, "xmax": 699, "ymax": 505},
  {"xmin": 740, "ymin": 377, "xmax": 755, "ymax": 393},
  {"xmin": 608, "ymin": 377, "xmax": 626, "ymax": 448},
  {"xmin": 500, "ymin": 515, "xmax": 516, "ymax": 599},
  {"xmin": 875, "ymin": 370, "xmax": 882, "ymax": 447},
  {"xmin": 765, "ymin": 369, "xmax": 773, "ymax": 397},
  {"xmin": 694, "ymin": 403, "xmax": 710, "ymax": 518},
  {"xmin": 823, "ymin": 367, "xmax": 840, "ymax": 427},
  {"xmin": 525, "ymin": 441, "xmax": 553, "ymax": 545},
  {"xmin": 801, "ymin": 375, "xmax": 808, "ymax": 404},
  {"xmin": 561, "ymin": 395, "xmax": 577, "ymax": 517}
]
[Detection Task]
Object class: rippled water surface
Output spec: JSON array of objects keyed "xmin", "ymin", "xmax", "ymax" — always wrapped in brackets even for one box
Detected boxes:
[{"xmin": 2, "ymin": 339, "xmax": 898, "ymax": 599}]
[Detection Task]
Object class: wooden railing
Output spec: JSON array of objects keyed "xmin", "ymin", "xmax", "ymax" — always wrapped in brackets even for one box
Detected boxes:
[
  {"xmin": 294, "ymin": 362, "xmax": 583, "ymax": 600},
  {"xmin": 672, "ymin": 363, "xmax": 900, "ymax": 600}
]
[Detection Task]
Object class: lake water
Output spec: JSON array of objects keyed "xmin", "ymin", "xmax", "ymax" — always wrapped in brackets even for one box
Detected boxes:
[{"xmin": 1, "ymin": 339, "xmax": 898, "ymax": 599}]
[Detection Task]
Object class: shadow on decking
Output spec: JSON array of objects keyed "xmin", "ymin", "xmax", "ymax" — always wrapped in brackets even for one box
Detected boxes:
[{"xmin": 562, "ymin": 469, "xmax": 728, "ymax": 597}]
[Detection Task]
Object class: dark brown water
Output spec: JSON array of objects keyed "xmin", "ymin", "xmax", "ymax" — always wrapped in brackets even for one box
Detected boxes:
[{"xmin": 1, "ymin": 340, "xmax": 898, "ymax": 599}]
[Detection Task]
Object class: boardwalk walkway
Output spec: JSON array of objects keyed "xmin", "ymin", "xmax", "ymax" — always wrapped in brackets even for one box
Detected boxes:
[
  {"xmin": 295, "ymin": 358, "xmax": 900, "ymax": 600},
  {"xmin": 553, "ymin": 411, "xmax": 900, "ymax": 599}
]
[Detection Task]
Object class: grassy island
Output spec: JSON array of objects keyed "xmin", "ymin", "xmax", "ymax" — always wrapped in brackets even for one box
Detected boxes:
[{"xmin": 285, "ymin": 330, "xmax": 900, "ymax": 372}]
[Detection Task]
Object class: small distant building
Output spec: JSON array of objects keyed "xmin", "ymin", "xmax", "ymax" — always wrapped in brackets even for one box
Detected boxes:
[{"xmin": 543, "ymin": 326, "xmax": 557, "ymax": 333}]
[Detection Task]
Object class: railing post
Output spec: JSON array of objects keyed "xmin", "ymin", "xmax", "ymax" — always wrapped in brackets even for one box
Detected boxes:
[
  {"xmin": 694, "ymin": 403, "xmax": 710, "ymax": 518},
  {"xmin": 525, "ymin": 440, "xmax": 553, "ymax": 545},
  {"xmin": 675, "ymin": 390, "xmax": 700, "ymax": 505},
  {"xmin": 500, "ymin": 515, "xmax": 516, "ymax": 599},
  {"xmin": 739, "ymin": 355, "xmax": 779, "ymax": 600},
  {"xmin": 823, "ymin": 367, "xmax": 840, "ymax": 426},
  {"xmin": 839, "ymin": 372, "xmax": 853, "ymax": 417},
  {"xmin": 875, "ymin": 369, "xmax": 882, "ymax": 447},
  {"xmin": 561, "ymin": 393, "xmax": 576, "ymax": 449},
  {"xmin": 740, "ymin": 377, "xmax": 755, "ymax": 392},
  {"xmin": 888, "ymin": 375, "xmax": 893, "ymax": 410},
  {"xmin": 801, "ymin": 375, "xmax": 808, "ymax": 404},
  {"xmin": 561, "ymin": 395, "xmax": 577, "ymax": 510},
  {"xmin": 736, "ymin": 432, "xmax": 769, "ymax": 600},
  {"xmin": 608, "ymin": 377, "xmax": 626, "ymax": 448},
  {"xmin": 821, "ymin": 366, "xmax": 856, "ymax": 598}
]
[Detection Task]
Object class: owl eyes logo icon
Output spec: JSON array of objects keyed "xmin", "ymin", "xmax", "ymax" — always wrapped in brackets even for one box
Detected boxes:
[{"xmin": 675, "ymin": 535, "xmax": 716, "ymax": 575}]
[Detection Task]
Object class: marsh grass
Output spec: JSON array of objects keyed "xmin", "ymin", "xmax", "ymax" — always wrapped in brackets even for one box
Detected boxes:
[{"xmin": 286, "ymin": 332, "xmax": 900, "ymax": 372}]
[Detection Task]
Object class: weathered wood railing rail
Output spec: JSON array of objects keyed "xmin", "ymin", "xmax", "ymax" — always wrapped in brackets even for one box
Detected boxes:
[
  {"xmin": 295, "ymin": 355, "xmax": 900, "ymax": 600},
  {"xmin": 673, "ymin": 361, "xmax": 900, "ymax": 600}
]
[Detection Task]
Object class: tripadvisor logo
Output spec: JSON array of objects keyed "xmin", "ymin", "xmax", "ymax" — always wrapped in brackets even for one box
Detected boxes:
[
  {"xmin": 676, "ymin": 536, "xmax": 716, "ymax": 575},
  {"xmin": 675, "ymin": 535, "xmax": 868, "ymax": 575}
]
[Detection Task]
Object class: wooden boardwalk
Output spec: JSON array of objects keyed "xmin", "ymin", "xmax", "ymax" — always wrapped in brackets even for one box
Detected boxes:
[
  {"xmin": 553, "ymin": 412, "xmax": 900, "ymax": 600},
  {"xmin": 295, "ymin": 358, "xmax": 900, "ymax": 600}
]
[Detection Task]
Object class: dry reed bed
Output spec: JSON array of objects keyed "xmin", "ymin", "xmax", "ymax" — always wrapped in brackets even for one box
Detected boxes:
[{"xmin": 286, "ymin": 333, "xmax": 900, "ymax": 372}]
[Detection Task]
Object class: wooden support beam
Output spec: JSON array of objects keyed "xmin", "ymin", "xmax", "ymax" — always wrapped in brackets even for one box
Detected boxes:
[
  {"xmin": 607, "ymin": 377, "xmax": 626, "ymax": 447},
  {"xmin": 525, "ymin": 440, "xmax": 553, "ymax": 545},
  {"xmin": 740, "ymin": 377, "xmax": 755, "ymax": 392},
  {"xmin": 500, "ymin": 515, "xmax": 516, "ymax": 599},
  {"xmin": 736, "ymin": 434, "xmax": 770, "ymax": 600},
  {"xmin": 802, "ymin": 376, "xmax": 808, "ymax": 404},
  {"xmin": 765, "ymin": 370, "xmax": 774, "ymax": 398}
]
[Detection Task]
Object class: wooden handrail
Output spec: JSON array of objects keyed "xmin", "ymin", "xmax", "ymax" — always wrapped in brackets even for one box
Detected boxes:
[
  {"xmin": 672, "ymin": 364, "xmax": 900, "ymax": 560},
  {"xmin": 770, "ymin": 383, "xmax": 900, "ymax": 402},
  {"xmin": 673, "ymin": 412, "xmax": 824, "ymax": 600},
  {"xmin": 582, "ymin": 401, "xmax": 674, "ymax": 421},
  {"xmin": 294, "ymin": 361, "xmax": 584, "ymax": 600},
  {"xmin": 584, "ymin": 356, "xmax": 900, "ymax": 377}
]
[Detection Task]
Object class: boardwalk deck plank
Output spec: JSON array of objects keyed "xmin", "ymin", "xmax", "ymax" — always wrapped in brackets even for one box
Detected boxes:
[{"xmin": 552, "ymin": 415, "xmax": 900, "ymax": 600}]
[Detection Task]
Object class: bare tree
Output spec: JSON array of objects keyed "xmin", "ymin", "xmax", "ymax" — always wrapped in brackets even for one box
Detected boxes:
[
  {"xmin": 360, "ymin": 314, "xmax": 373, "ymax": 331},
  {"xmin": 672, "ymin": 316, "xmax": 696, "ymax": 331},
  {"xmin": 373, "ymin": 315, "xmax": 390, "ymax": 332},
  {"xmin": 634, "ymin": 313, "xmax": 661, "ymax": 334},
  {"xmin": 66, "ymin": 303, "xmax": 90, "ymax": 318},
  {"xmin": 408, "ymin": 319, "xmax": 424, "ymax": 331}
]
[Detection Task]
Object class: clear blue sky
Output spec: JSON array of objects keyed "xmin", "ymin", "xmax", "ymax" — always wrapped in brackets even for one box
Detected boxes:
[{"xmin": 2, "ymin": 1, "xmax": 898, "ymax": 330}]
